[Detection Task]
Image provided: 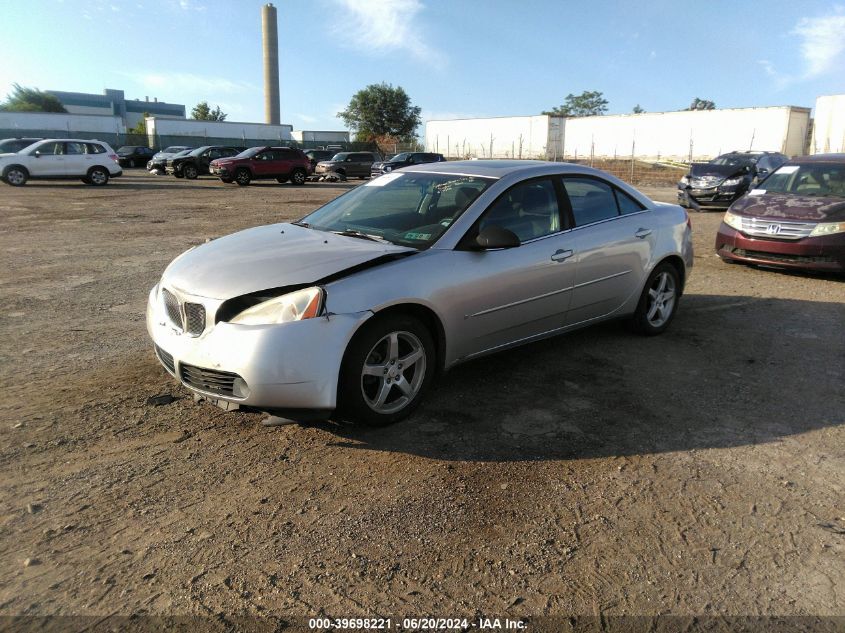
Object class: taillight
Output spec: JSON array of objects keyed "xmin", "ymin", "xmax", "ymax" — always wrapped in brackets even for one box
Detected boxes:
[{"xmin": 109, "ymin": 154, "xmax": 119, "ymax": 162}]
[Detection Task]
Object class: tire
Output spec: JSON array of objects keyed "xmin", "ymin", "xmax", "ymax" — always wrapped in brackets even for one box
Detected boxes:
[
  {"xmin": 290, "ymin": 168, "xmax": 307, "ymax": 185},
  {"xmin": 220, "ymin": 177, "xmax": 233, "ymax": 184},
  {"xmin": 3, "ymin": 165, "xmax": 28, "ymax": 186},
  {"xmin": 183, "ymin": 164, "xmax": 198, "ymax": 180},
  {"xmin": 338, "ymin": 314, "xmax": 435, "ymax": 426},
  {"xmin": 630, "ymin": 262, "xmax": 681, "ymax": 335},
  {"xmin": 174, "ymin": 171, "xmax": 184, "ymax": 178},
  {"xmin": 88, "ymin": 166, "xmax": 110, "ymax": 186},
  {"xmin": 235, "ymin": 168, "xmax": 251, "ymax": 186},
  {"xmin": 276, "ymin": 176, "xmax": 288, "ymax": 184}
]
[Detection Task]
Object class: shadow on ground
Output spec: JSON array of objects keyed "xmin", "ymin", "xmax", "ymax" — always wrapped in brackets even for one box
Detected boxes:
[{"xmin": 310, "ymin": 293, "xmax": 845, "ymax": 462}]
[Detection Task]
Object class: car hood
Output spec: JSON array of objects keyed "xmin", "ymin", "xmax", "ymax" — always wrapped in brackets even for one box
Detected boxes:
[
  {"xmin": 731, "ymin": 192, "xmax": 845, "ymax": 221},
  {"xmin": 689, "ymin": 163, "xmax": 747, "ymax": 179},
  {"xmin": 152, "ymin": 152, "xmax": 176, "ymax": 160},
  {"xmin": 161, "ymin": 223, "xmax": 415, "ymax": 299}
]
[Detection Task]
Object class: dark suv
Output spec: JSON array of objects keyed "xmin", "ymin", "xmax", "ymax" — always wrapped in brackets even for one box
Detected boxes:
[
  {"xmin": 210, "ymin": 146, "xmax": 312, "ymax": 186},
  {"xmin": 314, "ymin": 151, "xmax": 381, "ymax": 179},
  {"xmin": 371, "ymin": 152, "xmax": 445, "ymax": 176},
  {"xmin": 166, "ymin": 145, "xmax": 243, "ymax": 179},
  {"xmin": 678, "ymin": 150, "xmax": 788, "ymax": 210},
  {"xmin": 116, "ymin": 145, "xmax": 156, "ymax": 168}
]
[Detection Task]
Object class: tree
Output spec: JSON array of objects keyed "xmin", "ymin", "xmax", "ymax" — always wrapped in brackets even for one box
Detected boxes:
[
  {"xmin": 129, "ymin": 112, "xmax": 151, "ymax": 135},
  {"xmin": 632, "ymin": 104, "xmax": 645, "ymax": 114},
  {"xmin": 337, "ymin": 83, "xmax": 421, "ymax": 142},
  {"xmin": 0, "ymin": 83, "xmax": 67, "ymax": 113},
  {"xmin": 191, "ymin": 101, "xmax": 227, "ymax": 121},
  {"xmin": 687, "ymin": 98, "xmax": 716, "ymax": 111},
  {"xmin": 542, "ymin": 90, "xmax": 608, "ymax": 117}
]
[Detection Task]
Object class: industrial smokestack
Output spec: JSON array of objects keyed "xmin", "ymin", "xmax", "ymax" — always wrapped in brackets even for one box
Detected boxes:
[{"xmin": 261, "ymin": 3, "xmax": 280, "ymax": 125}]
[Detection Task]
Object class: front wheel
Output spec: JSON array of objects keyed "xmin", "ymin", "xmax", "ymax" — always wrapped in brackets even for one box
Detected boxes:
[
  {"xmin": 630, "ymin": 263, "xmax": 680, "ymax": 335},
  {"xmin": 183, "ymin": 164, "xmax": 198, "ymax": 179},
  {"xmin": 338, "ymin": 315, "xmax": 435, "ymax": 426},
  {"xmin": 235, "ymin": 168, "xmax": 251, "ymax": 186},
  {"xmin": 88, "ymin": 167, "xmax": 110, "ymax": 186},
  {"xmin": 3, "ymin": 166, "xmax": 28, "ymax": 186},
  {"xmin": 290, "ymin": 169, "xmax": 307, "ymax": 185}
]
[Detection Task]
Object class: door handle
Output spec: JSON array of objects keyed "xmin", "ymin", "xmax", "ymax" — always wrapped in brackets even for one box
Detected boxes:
[
  {"xmin": 551, "ymin": 249, "xmax": 574, "ymax": 262},
  {"xmin": 635, "ymin": 228, "xmax": 652, "ymax": 239}
]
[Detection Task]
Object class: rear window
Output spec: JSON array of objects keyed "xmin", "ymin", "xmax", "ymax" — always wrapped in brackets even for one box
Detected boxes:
[{"xmin": 86, "ymin": 143, "xmax": 106, "ymax": 154}]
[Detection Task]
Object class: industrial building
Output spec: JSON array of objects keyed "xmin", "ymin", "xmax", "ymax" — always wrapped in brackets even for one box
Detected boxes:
[
  {"xmin": 144, "ymin": 116, "xmax": 293, "ymax": 147},
  {"xmin": 425, "ymin": 105, "xmax": 813, "ymax": 161},
  {"xmin": 46, "ymin": 88, "xmax": 185, "ymax": 129}
]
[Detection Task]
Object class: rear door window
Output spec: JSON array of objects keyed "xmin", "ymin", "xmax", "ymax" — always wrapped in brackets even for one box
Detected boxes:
[
  {"xmin": 66, "ymin": 142, "xmax": 87, "ymax": 155},
  {"xmin": 563, "ymin": 177, "xmax": 620, "ymax": 226}
]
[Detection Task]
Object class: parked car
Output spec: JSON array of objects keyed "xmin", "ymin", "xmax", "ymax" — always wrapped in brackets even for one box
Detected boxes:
[
  {"xmin": 314, "ymin": 151, "xmax": 381, "ymax": 179},
  {"xmin": 209, "ymin": 146, "xmax": 311, "ymax": 186},
  {"xmin": 148, "ymin": 146, "xmax": 193, "ymax": 174},
  {"xmin": 303, "ymin": 149, "xmax": 336, "ymax": 171},
  {"xmin": 678, "ymin": 151, "xmax": 788, "ymax": 210},
  {"xmin": 166, "ymin": 145, "xmax": 243, "ymax": 179},
  {"xmin": 0, "ymin": 138, "xmax": 121, "ymax": 186},
  {"xmin": 116, "ymin": 145, "xmax": 156, "ymax": 168},
  {"xmin": 715, "ymin": 154, "xmax": 845, "ymax": 273},
  {"xmin": 147, "ymin": 160, "xmax": 693, "ymax": 425},
  {"xmin": 0, "ymin": 138, "xmax": 43, "ymax": 154},
  {"xmin": 371, "ymin": 152, "xmax": 445, "ymax": 177}
]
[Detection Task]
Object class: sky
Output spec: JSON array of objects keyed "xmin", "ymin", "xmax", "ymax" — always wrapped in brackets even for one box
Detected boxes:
[{"xmin": 1, "ymin": 0, "xmax": 844, "ymax": 132}]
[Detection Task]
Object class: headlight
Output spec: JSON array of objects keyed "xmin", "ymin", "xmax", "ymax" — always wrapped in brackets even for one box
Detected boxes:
[
  {"xmin": 230, "ymin": 287, "xmax": 324, "ymax": 325},
  {"xmin": 809, "ymin": 221, "xmax": 845, "ymax": 237},
  {"xmin": 721, "ymin": 177, "xmax": 743, "ymax": 186},
  {"xmin": 723, "ymin": 211, "xmax": 744, "ymax": 231},
  {"xmin": 679, "ymin": 176, "xmax": 689, "ymax": 185}
]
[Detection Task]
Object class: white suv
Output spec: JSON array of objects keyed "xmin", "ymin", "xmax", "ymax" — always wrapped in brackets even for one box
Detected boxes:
[{"xmin": 0, "ymin": 139, "xmax": 122, "ymax": 186}]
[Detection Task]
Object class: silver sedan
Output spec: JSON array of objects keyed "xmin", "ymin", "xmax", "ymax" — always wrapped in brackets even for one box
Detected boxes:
[{"xmin": 147, "ymin": 161, "xmax": 693, "ymax": 425}]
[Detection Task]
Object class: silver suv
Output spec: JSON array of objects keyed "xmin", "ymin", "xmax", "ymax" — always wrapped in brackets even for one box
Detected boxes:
[
  {"xmin": 0, "ymin": 139, "xmax": 122, "ymax": 186},
  {"xmin": 314, "ymin": 151, "xmax": 381, "ymax": 179}
]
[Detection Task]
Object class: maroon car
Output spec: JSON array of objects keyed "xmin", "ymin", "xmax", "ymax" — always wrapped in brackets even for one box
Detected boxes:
[
  {"xmin": 715, "ymin": 154, "xmax": 845, "ymax": 273},
  {"xmin": 209, "ymin": 146, "xmax": 311, "ymax": 186}
]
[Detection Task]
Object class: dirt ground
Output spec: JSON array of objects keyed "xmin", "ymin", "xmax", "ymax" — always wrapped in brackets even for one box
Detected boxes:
[{"xmin": 1, "ymin": 171, "xmax": 843, "ymax": 629}]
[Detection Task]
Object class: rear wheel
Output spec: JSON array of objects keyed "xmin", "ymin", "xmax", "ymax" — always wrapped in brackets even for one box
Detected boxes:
[
  {"xmin": 290, "ymin": 168, "xmax": 307, "ymax": 185},
  {"xmin": 88, "ymin": 166, "xmax": 109, "ymax": 186},
  {"xmin": 183, "ymin": 164, "xmax": 198, "ymax": 179},
  {"xmin": 235, "ymin": 168, "xmax": 251, "ymax": 186},
  {"xmin": 338, "ymin": 314, "xmax": 435, "ymax": 426},
  {"xmin": 3, "ymin": 166, "xmax": 28, "ymax": 186},
  {"xmin": 630, "ymin": 262, "xmax": 680, "ymax": 335}
]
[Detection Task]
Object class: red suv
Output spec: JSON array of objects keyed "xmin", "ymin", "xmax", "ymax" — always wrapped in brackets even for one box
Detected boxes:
[{"xmin": 210, "ymin": 146, "xmax": 311, "ymax": 186}]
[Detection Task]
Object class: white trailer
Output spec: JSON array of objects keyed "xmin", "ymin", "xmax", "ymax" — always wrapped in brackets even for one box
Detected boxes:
[
  {"xmin": 292, "ymin": 130, "xmax": 350, "ymax": 143},
  {"xmin": 145, "ymin": 117, "xmax": 293, "ymax": 145},
  {"xmin": 425, "ymin": 106, "xmax": 811, "ymax": 162},
  {"xmin": 0, "ymin": 111, "xmax": 125, "ymax": 136},
  {"xmin": 810, "ymin": 94, "xmax": 845, "ymax": 154}
]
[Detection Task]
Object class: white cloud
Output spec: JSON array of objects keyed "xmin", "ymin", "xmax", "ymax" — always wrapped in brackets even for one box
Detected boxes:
[
  {"xmin": 177, "ymin": 0, "xmax": 206, "ymax": 11},
  {"xmin": 330, "ymin": 0, "xmax": 446, "ymax": 68},
  {"xmin": 792, "ymin": 8, "xmax": 845, "ymax": 77},
  {"xmin": 127, "ymin": 72, "xmax": 257, "ymax": 95}
]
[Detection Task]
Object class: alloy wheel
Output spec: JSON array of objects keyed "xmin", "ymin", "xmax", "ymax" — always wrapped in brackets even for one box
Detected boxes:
[
  {"xmin": 360, "ymin": 331, "xmax": 427, "ymax": 415},
  {"xmin": 646, "ymin": 271, "xmax": 676, "ymax": 328}
]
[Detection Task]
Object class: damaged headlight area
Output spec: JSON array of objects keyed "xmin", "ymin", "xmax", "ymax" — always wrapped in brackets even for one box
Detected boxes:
[
  {"xmin": 229, "ymin": 287, "xmax": 324, "ymax": 325},
  {"xmin": 721, "ymin": 177, "xmax": 744, "ymax": 187}
]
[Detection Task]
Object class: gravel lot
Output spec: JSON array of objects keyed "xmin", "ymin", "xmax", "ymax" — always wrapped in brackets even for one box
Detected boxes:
[{"xmin": 1, "ymin": 171, "xmax": 843, "ymax": 627}]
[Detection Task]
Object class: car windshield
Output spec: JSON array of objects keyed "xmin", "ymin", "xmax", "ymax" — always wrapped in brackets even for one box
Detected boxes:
[
  {"xmin": 298, "ymin": 172, "xmax": 493, "ymax": 249},
  {"xmin": 235, "ymin": 147, "xmax": 265, "ymax": 158},
  {"xmin": 189, "ymin": 146, "xmax": 211, "ymax": 156},
  {"xmin": 711, "ymin": 154, "xmax": 755, "ymax": 167},
  {"xmin": 389, "ymin": 153, "xmax": 411, "ymax": 162},
  {"xmin": 173, "ymin": 149, "xmax": 193, "ymax": 158},
  {"xmin": 760, "ymin": 163, "xmax": 845, "ymax": 198},
  {"xmin": 116, "ymin": 146, "xmax": 136, "ymax": 154}
]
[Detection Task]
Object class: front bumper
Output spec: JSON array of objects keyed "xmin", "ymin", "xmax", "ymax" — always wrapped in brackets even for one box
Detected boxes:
[
  {"xmin": 146, "ymin": 286, "xmax": 371, "ymax": 411},
  {"xmin": 678, "ymin": 187, "xmax": 742, "ymax": 210},
  {"xmin": 715, "ymin": 224, "xmax": 845, "ymax": 272}
]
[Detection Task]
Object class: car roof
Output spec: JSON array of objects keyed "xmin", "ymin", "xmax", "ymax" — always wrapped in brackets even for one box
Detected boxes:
[
  {"xmin": 788, "ymin": 153, "xmax": 845, "ymax": 164},
  {"xmin": 402, "ymin": 159, "xmax": 578, "ymax": 178}
]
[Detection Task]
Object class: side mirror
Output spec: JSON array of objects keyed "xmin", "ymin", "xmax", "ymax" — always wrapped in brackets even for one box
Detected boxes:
[
  {"xmin": 34, "ymin": 151, "xmax": 41, "ymax": 158},
  {"xmin": 475, "ymin": 225, "xmax": 521, "ymax": 250}
]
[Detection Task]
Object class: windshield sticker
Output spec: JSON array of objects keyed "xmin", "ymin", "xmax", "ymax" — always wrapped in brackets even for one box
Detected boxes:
[
  {"xmin": 404, "ymin": 232, "xmax": 432, "ymax": 241},
  {"xmin": 776, "ymin": 165, "xmax": 799, "ymax": 174},
  {"xmin": 365, "ymin": 172, "xmax": 404, "ymax": 187},
  {"xmin": 748, "ymin": 189, "xmax": 766, "ymax": 196}
]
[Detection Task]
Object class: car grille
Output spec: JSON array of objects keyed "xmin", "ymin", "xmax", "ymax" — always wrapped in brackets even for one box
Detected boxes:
[
  {"xmin": 739, "ymin": 217, "xmax": 816, "ymax": 240},
  {"xmin": 690, "ymin": 176, "xmax": 723, "ymax": 188},
  {"xmin": 184, "ymin": 303, "xmax": 206, "ymax": 336},
  {"xmin": 154, "ymin": 344, "xmax": 175, "ymax": 374},
  {"xmin": 160, "ymin": 289, "xmax": 206, "ymax": 337},
  {"xmin": 730, "ymin": 248, "xmax": 836, "ymax": 265},
  {"xmin": 162, "ymin": 288, "xmax": 182, "ymax": 329},
  {"xmin": 179, "ymin": 363, "xmax": 241, "ymax": 397}
]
